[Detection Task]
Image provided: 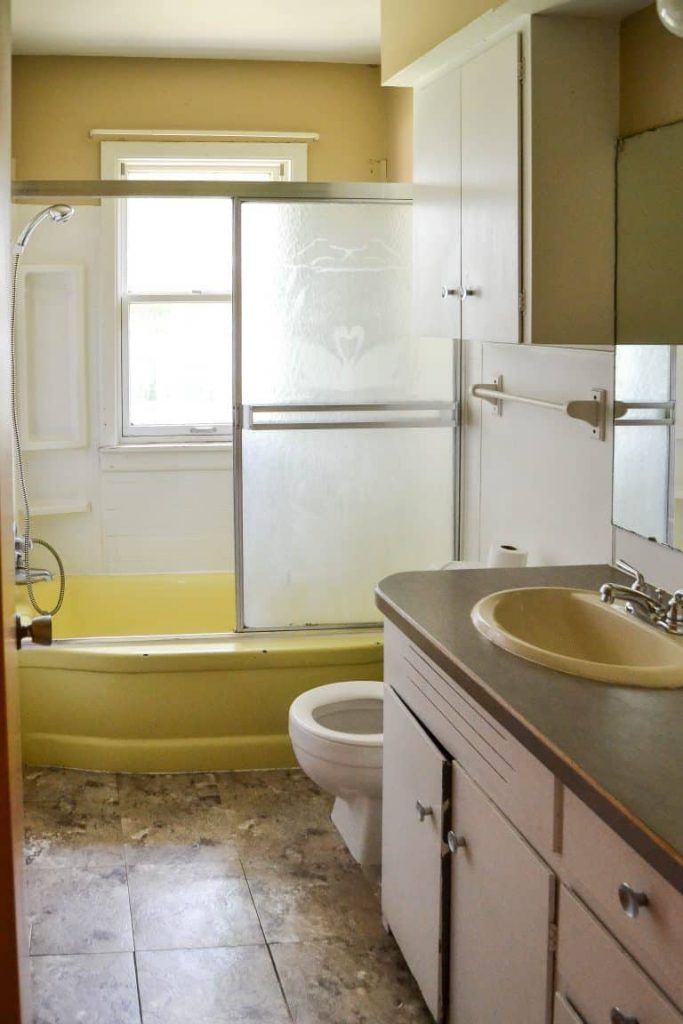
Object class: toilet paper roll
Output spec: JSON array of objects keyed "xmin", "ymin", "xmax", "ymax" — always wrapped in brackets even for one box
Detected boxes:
[{"xmin": 487, "ymin": 544, "xmax": 528, "ymax": 569}]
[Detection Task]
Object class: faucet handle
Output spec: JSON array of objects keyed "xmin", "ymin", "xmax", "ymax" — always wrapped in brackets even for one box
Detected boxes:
[
  {"xmin": 665, "ymin": 590, "xmax": 683, "ymax": 629},
  {"xmin": 615, "ymin": 560, "xmax": 645, "ymax": 590}
]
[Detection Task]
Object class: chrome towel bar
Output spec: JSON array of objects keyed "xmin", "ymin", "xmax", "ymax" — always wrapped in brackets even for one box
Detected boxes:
[{"xmin": 471, "ymin": 376, "xmax": 607, "ymax": 441}]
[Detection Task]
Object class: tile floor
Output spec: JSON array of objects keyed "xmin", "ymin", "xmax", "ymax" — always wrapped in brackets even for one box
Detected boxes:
[{"xmin": 23, "ymin": 766, "xmax": 432, "ymax": 1023}]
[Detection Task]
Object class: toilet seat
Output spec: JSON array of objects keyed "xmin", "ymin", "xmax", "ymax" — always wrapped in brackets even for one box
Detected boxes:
[{"xmin": 289, "ymin": 681, "xmax": 382, "ymax": 747}]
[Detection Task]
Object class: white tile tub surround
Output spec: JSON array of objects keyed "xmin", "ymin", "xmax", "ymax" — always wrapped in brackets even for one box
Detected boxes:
[
  {"xmin": 462, "ymin": 341, "xmax": 614, "ymax": 567},
  {"xmin": 11, "ymin": 204, "xmax": 234, "ymax": 575}
]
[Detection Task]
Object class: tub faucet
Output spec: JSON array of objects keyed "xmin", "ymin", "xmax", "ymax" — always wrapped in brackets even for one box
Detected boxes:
[
  {"xmin": 599, "ymin": 560, "xmax": 683, "ymax": 635},
  {"xmin": 14, "ymin": 529, "xmax": 53, "ymax": 586}
]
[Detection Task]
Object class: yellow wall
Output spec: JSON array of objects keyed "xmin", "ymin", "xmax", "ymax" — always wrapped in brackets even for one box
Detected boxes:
[
  {"xmin": 384, "ymin": 86, "xmax": 413, "ymax": 182},
  {"xmin": 381, "ymin": 0, "xmax": 505, "ymax": 82},
  {"xmin": 620, "ymin": 3, "xmax": 683, "ymax": 136},
  {"xmin": 12, "ymin": 55, "xmax": 397, "ymax": 182}
]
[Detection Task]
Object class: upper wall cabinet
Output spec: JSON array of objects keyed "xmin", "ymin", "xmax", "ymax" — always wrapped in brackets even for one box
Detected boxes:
[
  {"xmin": 461, "ymin": 33, "xmax": 521, "ymax": 346},
  {"xmin": 413, "ymin": 65, "xmax": 461, "ymax": 341},
  {"xmin": 412, "ymin": 15, "xmax": 619, "ymax": 345}
]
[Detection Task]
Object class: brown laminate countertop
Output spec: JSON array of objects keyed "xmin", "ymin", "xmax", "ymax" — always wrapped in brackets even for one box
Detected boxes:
[{"xmin": 375, "ymin": 564, "xmax": 683, "ymax": 893}]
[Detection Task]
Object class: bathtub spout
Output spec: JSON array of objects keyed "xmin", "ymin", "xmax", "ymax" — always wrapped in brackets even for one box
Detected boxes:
[{"xmin": 16, "ymin": 566, "xmax": 53, "ymax": 585}]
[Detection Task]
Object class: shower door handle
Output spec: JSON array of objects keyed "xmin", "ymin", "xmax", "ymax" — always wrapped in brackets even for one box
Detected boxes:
[
  {"xmin": 240, "ymin": 402, "xmax": 458, "ymax": 431},
  {"xmin": 15, "ymin": 613, "xmax": 52, "ymax": 649}
]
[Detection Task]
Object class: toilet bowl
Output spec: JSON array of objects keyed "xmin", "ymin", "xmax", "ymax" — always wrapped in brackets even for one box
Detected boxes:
[{"xmin": 288, "ymin": 680, "xmax": 383, "ymax": 866}]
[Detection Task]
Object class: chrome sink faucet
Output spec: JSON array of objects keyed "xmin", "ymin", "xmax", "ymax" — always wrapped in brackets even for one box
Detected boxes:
[{"xmin": 600, "ymin": 560, "xmax": 683, "ymax": 636}]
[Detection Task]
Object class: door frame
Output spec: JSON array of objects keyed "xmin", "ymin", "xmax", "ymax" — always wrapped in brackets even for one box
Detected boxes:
[{"xmin": 0, "ymin": 0, "xmax": 31, "ymax": 1015}]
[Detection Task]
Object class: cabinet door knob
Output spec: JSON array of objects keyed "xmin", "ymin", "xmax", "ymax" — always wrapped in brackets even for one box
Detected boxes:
[
  {"xmin": 416, "ymin": 800, "xmax": 434, "ymax": 822},
  {"xmin": 610, "ymin": 1008, "xmax": 639, "ymax": 1024},
  {"xmin": 447, "ymin": 831, "xmax": 467, "ymax": 853},
  {"xmin": 618, "ymin": 882, "xmax": 649, "ymax": 919}
]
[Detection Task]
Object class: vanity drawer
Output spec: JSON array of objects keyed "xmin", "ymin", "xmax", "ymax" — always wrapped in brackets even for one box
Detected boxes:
[
  {"xmin": 556, "ymin": 886, "xmax": 683, "ymax": 1024},
  {"xmin": 384, "ymin": 620, "xmax": 557, "ymax": 857},
  {"xmin": 563, "ymin": 790, "xmax": 683, "ymax": 1010}
]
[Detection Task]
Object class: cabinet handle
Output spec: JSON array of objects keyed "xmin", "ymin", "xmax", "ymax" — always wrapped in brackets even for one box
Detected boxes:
[
  {"xmin": 618, "ymin": 882, "xmax": 649, "ymax": 919},
  {"xmin": 441, "ymin": 286, "xmax": 476, "ymax": 300},
  {"xmin": 447, "ymin": 830, "xmax": 467, "ymax": 853},
  {"xmin": 416, "ymin": 800, "xmax": 434, "ymax": 822},
  {"xmin": 610, "ymin": 1008, "xmax": 639, "ymax": 1024}
]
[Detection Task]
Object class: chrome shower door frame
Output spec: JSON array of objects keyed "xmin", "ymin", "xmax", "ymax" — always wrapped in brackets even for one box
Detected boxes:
[
  {"xmin": 231, "ymin": 187, "xmax": 459, "ymax": 633},
  {"xmin": 12, "ymin": 180, "xmax": 459, "ymax": 635}
]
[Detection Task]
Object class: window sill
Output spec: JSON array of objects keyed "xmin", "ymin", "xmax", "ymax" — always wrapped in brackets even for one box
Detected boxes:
[
  {"xmin": 99, "ymin": 442, "xmax": 233, "ymax": 473},
  {"xmin": 99, "ymin": 442, "xmax": 232, "ymax": 454}
]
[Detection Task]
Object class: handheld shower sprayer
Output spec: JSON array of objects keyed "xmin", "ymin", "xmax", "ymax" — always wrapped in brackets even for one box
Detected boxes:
[
  {"xmin": 11, "ymin": 204, "xmax": 75, "ymax": 618},
  {"xmin": 14, "ymin": 204, "xmax": 75, "ymax": 255}
]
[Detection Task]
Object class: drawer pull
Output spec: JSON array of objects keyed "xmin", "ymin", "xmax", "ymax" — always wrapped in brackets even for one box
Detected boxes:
[
  {"xmin": 447, "ymin": 831, "xmax": 467, "ymax": 853},
  {"xmin": 610, "ymin": 1008, "xmax": 639, "ymax": 1024},
  {"xmin": 416, "ymin": 800, "xmax": 434, "ymax": 822},
  {"xmin": 618, "ymin": 882, "xmax": 649, "ymax": 919}
]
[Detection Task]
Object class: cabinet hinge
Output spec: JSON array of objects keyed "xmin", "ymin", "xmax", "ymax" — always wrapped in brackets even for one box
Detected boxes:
[
  {"xmin": 517, "ymin": 58, "xmax": 525, "ymax": 82},
  {"xmin": 518, "ymin": 290, "xmax": 526, "ymax": 315},
  {"xmin": 548, "ymin": 922, "xmax": 558, "ymax": 953}
]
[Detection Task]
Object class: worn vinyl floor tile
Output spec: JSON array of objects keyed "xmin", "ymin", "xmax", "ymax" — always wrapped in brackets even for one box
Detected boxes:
[
  {"xmin": 216, "ymin": 769, "xmax": 356, "ymax": 878},
  {"xmin": 30, "ymin": 952, "xmax": 141, "ymax": 1024},
  {"xmin": 27, "ymin": 865, "xmax": 134, "ymax": 956},
  {"xmin": 248, "ymin": 866, "xmax": 388, "ymax": 945},
  {"xmin": 135, "ymin": 946, "xmax": 291, "ymax": 1024},
  {"xmin": 119, "ymin": 772, "xmax": 243, "ymax": 868},
  {"xmin": 271, "ymin": 939, "xmax": 433, "ymax": 1024},
  {"xmin": 128, "ymin": 862, "xmax": 263, "ymax": 951},
  {"xmin": 117, "ymin": 772, "xmax": 222, "ymax": 820},
  {"xmin": 23, "ymin": 768, "xmax": 124, "ymax": 870}
]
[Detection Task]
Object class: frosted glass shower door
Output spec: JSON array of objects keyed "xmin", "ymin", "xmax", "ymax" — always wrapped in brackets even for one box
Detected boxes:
[{"xmin": 236, "ymin": 200, "xmax": 457, "ymax": 630}]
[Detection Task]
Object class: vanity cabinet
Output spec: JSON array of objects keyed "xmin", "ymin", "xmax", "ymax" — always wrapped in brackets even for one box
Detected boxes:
[
  {"xmin": 449, "ymin": 765, "xmax": 555, "ymax": 1024},
  {"xmin": 412, "ymin": 15, "xmax": 617, "ymax": 346},
  {"xmin": 381, "ymin": 619, "xmax": 683, "ymax": 1024},
  {"xmin": 381, "ymin": 685, "xmax": 448, "ymax": 1020}
]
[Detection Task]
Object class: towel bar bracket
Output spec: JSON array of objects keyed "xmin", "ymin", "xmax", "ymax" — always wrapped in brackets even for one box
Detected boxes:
[{"xmin": 471, "ymin": 376, "xmax": 607, "ymax": 441}]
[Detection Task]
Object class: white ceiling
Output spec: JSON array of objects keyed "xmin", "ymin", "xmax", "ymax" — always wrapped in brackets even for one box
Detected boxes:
[{"xmin": 11, "ymin": 0, "xmax": 381, "ymax": 63}]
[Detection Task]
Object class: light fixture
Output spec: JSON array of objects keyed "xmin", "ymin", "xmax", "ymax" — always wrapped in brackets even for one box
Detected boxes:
[{"xmin": 657, "ymin": 0, "xmax": 683, "ymax": 37}]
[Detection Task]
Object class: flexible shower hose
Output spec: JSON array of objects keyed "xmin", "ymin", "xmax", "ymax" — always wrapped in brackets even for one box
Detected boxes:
[{"xmin": 9, "ymin": 252, "xmax": 66, "ymax": 616}]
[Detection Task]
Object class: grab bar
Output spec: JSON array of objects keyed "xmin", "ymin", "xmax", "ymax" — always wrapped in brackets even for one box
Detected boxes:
[
  {"xmin": 471, "ymin": 376, "xmax": 607, "ymax": 441},
  {"xmin": 240, "ymin": 401, "xmax": 458, "ymax": 431}
]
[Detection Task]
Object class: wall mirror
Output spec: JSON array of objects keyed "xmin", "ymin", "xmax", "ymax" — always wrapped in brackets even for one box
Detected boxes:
[{"xmin": 613, "ymin": 119, "xmax": 683, "ymax": 549}]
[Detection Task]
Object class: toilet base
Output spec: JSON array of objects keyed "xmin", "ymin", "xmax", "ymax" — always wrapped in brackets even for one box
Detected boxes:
[{"xmin": 331, "ymin": 793, "xmax": 382, "ymax": 867}]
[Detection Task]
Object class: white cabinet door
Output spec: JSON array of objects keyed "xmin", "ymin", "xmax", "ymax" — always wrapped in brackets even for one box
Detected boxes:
[
  {"xmin": 449, "ymin": 765, "xmax": 555, "ymax": 1024},
  {"xmin": 461, "ymin": 33, "xmax": 521, "ymax": 344},
  {"xmin": 382, "ymin": 685, "xmax": 448, "ymax": 1021},
  {"xmin": 413, "ymin": 66, "xmax": 461, "ymax": 340}
]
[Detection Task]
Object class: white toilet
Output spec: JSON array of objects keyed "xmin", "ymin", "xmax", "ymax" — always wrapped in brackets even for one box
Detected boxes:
[{"xmin": 288, "ymin": 680, "xmax": 383, "ymax": 866}]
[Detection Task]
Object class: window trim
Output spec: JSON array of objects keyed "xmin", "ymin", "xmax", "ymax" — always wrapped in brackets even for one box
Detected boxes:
[
  {"xmin": 100, "ymin": 140, "xmax": 309, "ymax": 185},
  {"xmin": 100, "ymin": 140, "xmax": 308, "ymax": 447}
]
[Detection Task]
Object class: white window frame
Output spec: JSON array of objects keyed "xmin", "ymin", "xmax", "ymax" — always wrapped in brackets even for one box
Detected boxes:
[{"xmin": 100, "ymin": 141, "xmax": 308, "ymax": 447}]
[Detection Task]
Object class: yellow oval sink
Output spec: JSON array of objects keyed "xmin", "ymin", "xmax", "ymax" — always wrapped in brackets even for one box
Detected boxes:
[{"xmin": 471, "ymin": 587, "xmax": 683, "ymax": 688}]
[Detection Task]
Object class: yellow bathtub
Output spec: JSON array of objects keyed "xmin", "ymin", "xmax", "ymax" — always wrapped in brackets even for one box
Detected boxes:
[{"xmin": 18, "ymin": 573, "xmax": 383, "ymax": 773}]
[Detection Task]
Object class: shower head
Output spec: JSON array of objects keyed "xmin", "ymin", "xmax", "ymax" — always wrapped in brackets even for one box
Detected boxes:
[{"xmin": 14, "ymin": 204, "xmax": 75, "ymax": 255}]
